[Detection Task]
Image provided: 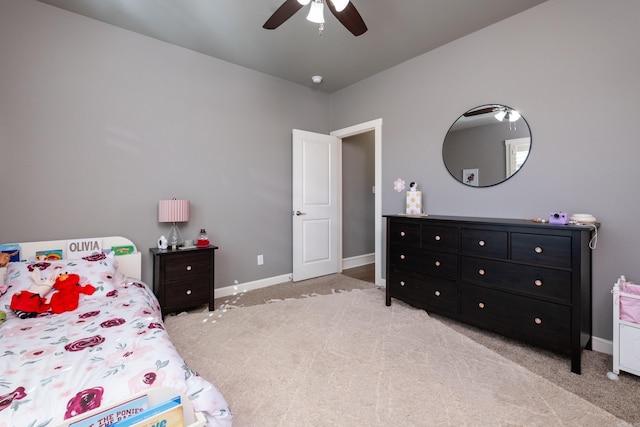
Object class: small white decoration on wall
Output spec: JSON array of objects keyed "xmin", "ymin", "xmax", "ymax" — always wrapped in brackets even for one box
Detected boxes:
[
  {"xmin": 463, "ymin": 169, "xmax": 479, "ymax": 187},
  {"xmin": 393, "ymin": 178, "xmax": 406, "ymax": 192}
]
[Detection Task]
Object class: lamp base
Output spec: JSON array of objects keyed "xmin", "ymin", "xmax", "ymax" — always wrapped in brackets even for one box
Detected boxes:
[{"xmin": 167, "ymin": 223, "xmax": 184, "ymax": 249}]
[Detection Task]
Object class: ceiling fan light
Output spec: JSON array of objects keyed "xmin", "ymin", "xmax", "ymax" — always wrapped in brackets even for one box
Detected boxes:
[
  {"xmin": 494, "ymin": 110, "xmax": 507, "ymax": 121},
  {"xmin": 297, "ymin": 0, "xmax": 311, "ymax": 5},
  {"xmin": 331, "ymin": 0, "xmax": 349, "ymax": 12},
  {"xmin": 307, "ymin": 1, "xmax": 325, "ymax": 24},
  {"xmin": 508, "ymin": 110, "xmax": 521, "ymax": 122}
]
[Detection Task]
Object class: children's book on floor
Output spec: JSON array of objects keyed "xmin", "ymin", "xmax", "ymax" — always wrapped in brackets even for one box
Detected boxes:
[{"xmin": 108, "ymin": 395, "xmax": 183, "ymax": 427}]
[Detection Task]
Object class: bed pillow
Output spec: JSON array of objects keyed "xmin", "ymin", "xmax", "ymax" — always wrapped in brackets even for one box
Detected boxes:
[{"xmin": 1, "ymin": 252, "xmax": 125, "ymax": 304}]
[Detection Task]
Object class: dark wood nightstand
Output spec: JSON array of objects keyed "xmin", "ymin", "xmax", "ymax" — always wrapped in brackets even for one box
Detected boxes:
[{"xmin": 150, "ymin": 245, "xmax": 218, "ymax": 317}]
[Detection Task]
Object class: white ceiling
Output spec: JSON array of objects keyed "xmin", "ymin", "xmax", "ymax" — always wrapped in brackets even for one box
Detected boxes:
[{"xmin": 37, "ymin": 0, "xmax": 547, "ymax": 93}]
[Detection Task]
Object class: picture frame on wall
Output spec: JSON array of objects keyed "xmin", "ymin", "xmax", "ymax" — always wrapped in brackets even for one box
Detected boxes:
[{"xmin": 463, "ymin": 168, "xmax": 479, "ymax": 186}]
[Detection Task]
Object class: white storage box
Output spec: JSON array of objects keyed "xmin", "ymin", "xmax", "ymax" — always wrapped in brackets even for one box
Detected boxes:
[{"xmin": 611, "ymin": 276, "xmax": 640, "ymax": 378}]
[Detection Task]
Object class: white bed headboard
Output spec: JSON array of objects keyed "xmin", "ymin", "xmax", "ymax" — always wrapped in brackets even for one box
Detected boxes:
[{"xmin": 0, "ymin": 236, "xmax": 142, "ymax": 284}]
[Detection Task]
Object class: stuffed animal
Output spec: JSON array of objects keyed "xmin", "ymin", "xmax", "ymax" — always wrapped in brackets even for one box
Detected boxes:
[
  {"xmin": 9, "ymin": 267, "xmax": 61, "ymax": 318},
  {"xmin": 48, "ymin": 273, "xmax": 95, "ymax": 314},
  {"xmin": 29, "ymin": 266, "xmax": 62, "ymax": 297},
  {"xmin": 0, "ymin": 250, "xmax": 18, "ymax": 268},
  {"xmin": 10, "ymin": 291, "xmax": 51, "ymax": 318}
]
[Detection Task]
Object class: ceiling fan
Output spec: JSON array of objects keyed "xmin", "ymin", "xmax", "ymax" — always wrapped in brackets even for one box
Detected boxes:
[
  {"xmin": 463, "ymin": 106, "xmax": 501, "ymax": 117},
  {"xmin": 263, "ymin": 0, "xmax": 368, "ymax": 36},
  {"xmin": 463, "ymin": 105, "xmax": 521, "ymax": 123}
]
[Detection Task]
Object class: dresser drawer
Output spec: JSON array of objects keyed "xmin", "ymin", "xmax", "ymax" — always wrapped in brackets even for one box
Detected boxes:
[
  {"xmin": 389, "ymin": 246, "xmax": 458, "ymax": 279},
  {"xmin": 164, "ymin": 280, "xmax": 209, "ymax": 310},
  {"xmin": 164, "ymin": 253, "xmax": 211, "ymax": 281},
  {"xmin": 389, "ymin": 221, "xmax": 421, "ymax": 247},
  {"xmin": 460, "ymin": 284, "xmax": 570, "ymax": 350},
  {"xmin": 461, "ymin": 256, "xmax": 571, "ymax": 303},
  {"xmin": 388, "ymin": 268, "xmax": 458, "ymax": 316},
  {"xmin": 511, "ymin": 233, "xmax": 571, "ymax": 268},
  {"xmin": 421, "ymin": 225, "xmax": 459, "ymax": 253},
  {"xmin": 461, "ymin": 228, "xmax": 508, "ymax": 259}
]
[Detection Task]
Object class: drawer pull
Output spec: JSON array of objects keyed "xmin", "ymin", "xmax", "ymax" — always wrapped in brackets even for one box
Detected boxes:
[
  {"xmin": 186, "ymin": 289, "xmax": 192, "ymax": 295},
  {"xmin": 400, "ymin": 254, "xmax": 406, "ymax": 260},
  {"xmin": 534, "ymin": 279, "xmax": 543, "ymax": 287},
  {"xmin": 534, "ymin": 317, "xmax": 542, "ymax": 325},
  {"xmin": 478, "ymin": 302, "xmax": 485, "ymax": 309},
  {"xmin": 400, "ymin": 231, "xmax": 406, "ymax": 237},
  {"xmin": 534, "ymin": 246, "xmax": 543, "ymax": 254},
  {"xmin": 478, "ymin": 269, "xmax": 485, "ymax": 276},
  {"xmin": 435, "ymin": 261, "xmax": 441, "ymax": 267},
  {"xmin": 186, "ymin": 265, "xmax": 192, "ymax": 271},
  {"xmin": 478, "ymin": 240, "xmax": 486, "ymax": 247},
  {"xmin": 434, "ymin": 290, "xmax": 441, "ymax": 297},
  {"xmin": 435, "ymin": 235, "xmax": 441, "ymax": 241},
  {"xmin": 400, "ymin": 281, "xmax": 406, "ymax": 287}
]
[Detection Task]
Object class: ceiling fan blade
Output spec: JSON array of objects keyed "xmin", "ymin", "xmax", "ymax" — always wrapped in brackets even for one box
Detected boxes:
[
  {"xmin": 463, "ymin": 107, "xmax": 499, "ymax": 117},
  {"xmin": 263, "ymin": 0, "xmax": 304, "ymax": 30},
  {"xmin": 327, "ymin": 1, "xmax": 368, "ymax": 36}
]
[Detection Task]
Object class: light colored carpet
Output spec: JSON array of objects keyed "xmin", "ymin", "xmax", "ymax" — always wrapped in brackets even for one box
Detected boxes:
[{"xmin": 165, "ymin": 287, "xmax": 629, "ymax": 426}]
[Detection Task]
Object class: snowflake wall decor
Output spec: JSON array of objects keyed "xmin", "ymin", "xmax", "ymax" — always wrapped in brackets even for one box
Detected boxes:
[{"xmin": 393, "ymin": 178, "xmax": 406, "ymax": 192}]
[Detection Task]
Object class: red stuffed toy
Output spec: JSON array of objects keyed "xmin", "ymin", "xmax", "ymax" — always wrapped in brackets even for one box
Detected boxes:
[
  {"xmin": 10, "ymin": 291, "xmax": 51, "ymax": 317},
  {"xmin": 48, "ymin": 273, "xmax": 95, "ymax": 314},
  {"xmin": 10, "ymin": 267, "xmax": 62, "ymax": 318}
]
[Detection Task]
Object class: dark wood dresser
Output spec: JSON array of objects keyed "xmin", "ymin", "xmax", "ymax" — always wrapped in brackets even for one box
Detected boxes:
[
  {"xmin": 385, "ymin": 215, "xmax": 597, "ymax": 374},
  {"xmin": 150, "ymin": 245, "xmax": 217, "ymax": 317}
]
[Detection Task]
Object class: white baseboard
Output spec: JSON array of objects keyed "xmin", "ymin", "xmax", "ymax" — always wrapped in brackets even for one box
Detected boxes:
[
  {"xmin": 216, "ymin": 254, "xmax": 375, "ymax": 299},
  {"xmin": 215, "ymin": 274, "xmax": 292, "ymax": 299},
  {"xmin": 591, "ymin": 336, "xmax": 612, "ymax": 355},
  {"xmin": 342, "ymin": 253, "xmax": 375, "ymax": 270}
]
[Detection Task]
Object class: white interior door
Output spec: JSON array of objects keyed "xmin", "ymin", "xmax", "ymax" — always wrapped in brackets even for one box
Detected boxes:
[{"xmin": 292, "ymin": 129, "xmax": 340, "ymax": 281}]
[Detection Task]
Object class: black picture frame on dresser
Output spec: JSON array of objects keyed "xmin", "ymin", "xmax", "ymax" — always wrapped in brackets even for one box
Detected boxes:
[
  {"xmin": 150, "ymin": 245, "xmax": 218, "ymax": 317},
  {"xmin": 385, "ymin": 215, "xmax": 597, "ymax": 374}
]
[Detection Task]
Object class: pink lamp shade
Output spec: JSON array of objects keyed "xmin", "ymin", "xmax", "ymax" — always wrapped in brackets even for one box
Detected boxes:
[{"xmin": 158, "ymin": 199, "xmax": 190, "ymax": 223}]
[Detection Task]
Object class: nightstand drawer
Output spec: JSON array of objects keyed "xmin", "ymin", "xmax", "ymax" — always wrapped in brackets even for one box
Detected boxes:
[
  {"xmin": 164, "ymin": 253, "xmax": 211, "ymax": 281},
  {"xmin": 165, "ymin": 280, "xmax": 210, "ymax": 310}
]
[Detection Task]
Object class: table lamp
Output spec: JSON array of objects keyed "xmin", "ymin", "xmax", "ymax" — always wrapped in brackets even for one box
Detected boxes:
[{"xmin": 158, "ymin": 199, "xmax": 190, "ymax": 249}]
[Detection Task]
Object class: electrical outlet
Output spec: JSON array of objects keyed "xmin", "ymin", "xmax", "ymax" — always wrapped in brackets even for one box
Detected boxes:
[{"xmin": 257, "ymin": 254, "xmax": 264, "ymax": 265}]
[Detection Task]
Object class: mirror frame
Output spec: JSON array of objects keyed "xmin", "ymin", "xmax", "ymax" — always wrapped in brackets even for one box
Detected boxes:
[{"xmin": 442, "ymin": 104, "xmax": 532, "ymax": 187}]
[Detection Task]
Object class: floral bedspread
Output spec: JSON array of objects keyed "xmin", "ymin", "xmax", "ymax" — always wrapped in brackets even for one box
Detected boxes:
[{"xmin": 0, "ymin": 280, "xmax": 232, "ymax": 427}]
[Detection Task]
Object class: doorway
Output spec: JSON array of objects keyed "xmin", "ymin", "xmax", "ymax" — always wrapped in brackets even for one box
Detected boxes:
[
  {"xmin": 291, "ymin": 119, "xmax": 383, "ymax": 286},
  {"xmin": 342, "ymin": 131, "xmax": 375, "ymax": 278},
  {"xmin": 331, "ymin": 119, "xmax": 383, "ymax": 287}
]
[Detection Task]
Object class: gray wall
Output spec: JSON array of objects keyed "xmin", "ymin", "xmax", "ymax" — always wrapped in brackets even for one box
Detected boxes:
[
  {"xmin": 330, "ymin": 0, "xmax": 640, "ymax": 341},
  {"xmin": 0, "ymin": 0, "xmax": 330, "ymax": 287},
  {"xmin": 2, "ymin": 0, "xmax": 639, "ymax": 342}
]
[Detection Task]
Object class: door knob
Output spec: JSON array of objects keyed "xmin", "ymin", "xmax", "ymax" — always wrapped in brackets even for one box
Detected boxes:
[{"xmin": 294, "ymin": 210, "xmax": 307, "ymax": 216}]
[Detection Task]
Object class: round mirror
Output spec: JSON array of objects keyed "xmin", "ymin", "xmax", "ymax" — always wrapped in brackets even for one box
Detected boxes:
[{"xmin": 442, "ymin": 104, "xmax": 531, "ymax": 187}]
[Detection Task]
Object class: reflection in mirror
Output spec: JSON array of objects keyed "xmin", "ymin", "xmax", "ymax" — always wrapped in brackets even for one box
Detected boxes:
[{"xmin": 442, "ymin": 104, "xmax": 531, "ymax": 187}]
